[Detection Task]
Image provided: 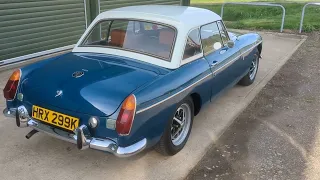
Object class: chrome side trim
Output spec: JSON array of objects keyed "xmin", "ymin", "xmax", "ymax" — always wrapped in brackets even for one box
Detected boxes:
[
  {"xmin": 243, "ymin": 40, "xmax": 262, "ymax": 55},
  {"xmin": 213, "ymin": 41, "xmax": 262, "ymax": 75},
  {"xmin": 181, "ymin": 53, "xmax": 204, "ymax": 66},
  {"xmin": 136, "ymin": 41, "xmax": 262, "ymax": 114},
  {"xmin": 213, "ymin": 54, "xmax": 241, "ymax": 75},
  {"xmin": 136, "ymin": 73, "xmax": 212, "ymax": 114}
]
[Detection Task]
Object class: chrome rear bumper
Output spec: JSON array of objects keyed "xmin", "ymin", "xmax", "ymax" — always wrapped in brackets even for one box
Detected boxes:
[{"xmin": 3, "ymin": 107, "xmax": 146, "ymax": 157}]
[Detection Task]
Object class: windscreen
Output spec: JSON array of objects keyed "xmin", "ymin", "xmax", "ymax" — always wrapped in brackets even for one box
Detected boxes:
[{"xmin": 81, "ymin": 20, "xmax": 176, "ymax": 61}]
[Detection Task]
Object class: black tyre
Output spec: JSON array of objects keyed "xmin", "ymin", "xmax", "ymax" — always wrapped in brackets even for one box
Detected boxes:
[
  {"xmin": 155, "ymin": 96, "xmax": 194, "ymax": 156},
  {"xmin": 238, "ymin": 53, "xmax": 260, "ymax": 86}
]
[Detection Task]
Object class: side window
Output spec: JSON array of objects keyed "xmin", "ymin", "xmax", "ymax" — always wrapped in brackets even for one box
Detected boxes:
[
  {"xmin": 217, "ymin": 21, "xmax": 229, "ymax": 45},
  {"xmin": 183, "ymin": 28, "xmax": 202, "ymax": 60},
  {"xmin": 85, "ymin": 21, "xmax": 111, "ymax": 45},
  {"xmin": 200, "ymin": 22, "xmax": 223, "ymax": 55}
]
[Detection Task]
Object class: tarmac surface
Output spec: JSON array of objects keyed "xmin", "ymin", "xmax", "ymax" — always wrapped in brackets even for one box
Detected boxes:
[
  {"xmin": 0, "ymin": 31, "xmax": 305, "ymax": 180},
  {"xmin": 187, "ymin": 33, "xmax": 320, "ymax": 180}
]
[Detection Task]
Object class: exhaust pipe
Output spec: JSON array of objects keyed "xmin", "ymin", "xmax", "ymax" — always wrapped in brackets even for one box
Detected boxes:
[{"xmin": 25, "ymin": 129, "xmax": 38, "ymax": 139}]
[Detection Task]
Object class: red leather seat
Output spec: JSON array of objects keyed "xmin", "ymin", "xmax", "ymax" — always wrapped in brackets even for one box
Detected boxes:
[
  {"xmin": 159, "ymin": 29, "xmax": 174, "ymax": 46},
  {"xmin": 110, "ymin": 29, "xmax": 126, "ymax": 47}
]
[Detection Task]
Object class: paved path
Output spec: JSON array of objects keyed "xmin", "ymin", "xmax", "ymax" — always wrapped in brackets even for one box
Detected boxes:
[
  {"xmin": 0, "ymin": 32, "xmax": 305, "ymax": 180},
  {"xmin": 187, "ymin": 33, "xmax": 320, "ymax": 180}
]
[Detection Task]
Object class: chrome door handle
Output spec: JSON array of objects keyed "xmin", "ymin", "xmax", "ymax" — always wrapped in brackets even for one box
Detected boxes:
[
  {"xmin": 210, "ymin": 62, "xmax": 218, "ymax": 68},
  {"xmin": 220, "ymin": 49, "xmax": 227, "ymax": 55}
]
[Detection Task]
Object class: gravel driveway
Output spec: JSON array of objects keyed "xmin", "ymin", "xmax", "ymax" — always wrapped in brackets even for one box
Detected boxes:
[{"xmin": 186, "ymin": 32, "xmax": 320, "ymax": 180}]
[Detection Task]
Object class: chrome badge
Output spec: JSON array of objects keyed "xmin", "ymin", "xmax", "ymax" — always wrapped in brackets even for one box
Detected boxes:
[
  {"xmin": 72, "ymin": 71, "xmax": 84, "ymax": 78},
  {"xmin": 55, "ymin": 90, "xmax": 63, "ymax": 97}
]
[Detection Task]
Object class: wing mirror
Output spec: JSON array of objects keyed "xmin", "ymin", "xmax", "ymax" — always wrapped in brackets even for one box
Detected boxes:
[{"xmin": 227, "ymin": 40, "xmax": 235, "ymax": 48}]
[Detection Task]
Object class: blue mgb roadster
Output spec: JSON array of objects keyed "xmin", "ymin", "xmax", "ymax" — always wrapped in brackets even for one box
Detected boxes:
[{"xmin": 3, "ymin": 5, "xmax": 262, "ymax": 157}]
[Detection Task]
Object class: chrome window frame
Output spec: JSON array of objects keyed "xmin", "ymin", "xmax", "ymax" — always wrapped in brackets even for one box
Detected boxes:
[
  {"xmin": 220, "ymin": 20, "xmax": 231, "ymax": 40},
  {"xmin": 216, "ymin": 20, "xmax": 230, "ymax": 45}
]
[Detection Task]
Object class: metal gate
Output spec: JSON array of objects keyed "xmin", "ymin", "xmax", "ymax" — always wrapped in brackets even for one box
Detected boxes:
[{"xmin": 0, "ymin": 0, "xmax": 86, "ymax": 66}]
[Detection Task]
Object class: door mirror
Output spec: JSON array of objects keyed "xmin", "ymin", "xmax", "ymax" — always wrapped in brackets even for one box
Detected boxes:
[{"xmin": 227, "ymin": 40, "xmax": 235, "ymax": 48}]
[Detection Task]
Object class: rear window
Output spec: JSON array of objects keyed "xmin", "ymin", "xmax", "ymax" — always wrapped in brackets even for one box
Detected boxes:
[{"xmin": 81, "ymin": 19, "xmax": 176, "ymax": 61}]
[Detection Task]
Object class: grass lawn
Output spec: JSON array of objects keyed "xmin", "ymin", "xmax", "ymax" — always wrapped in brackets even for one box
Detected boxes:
[{"xmin": 191, "ymin": 1, "xmax": 320, "ymax": 32}]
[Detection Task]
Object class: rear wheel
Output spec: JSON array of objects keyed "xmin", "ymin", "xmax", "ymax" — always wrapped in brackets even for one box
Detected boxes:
[
  {"xmin": 238, "ymin": 53, "xmax": 259, "ymax": 86},
  {"xmin": 155, "ymin": 97, "xmax": 194, "ymax": 156}
]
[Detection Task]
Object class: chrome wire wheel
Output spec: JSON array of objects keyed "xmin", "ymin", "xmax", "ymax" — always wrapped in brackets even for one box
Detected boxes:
[
  {"xmin": 171, "ymin": 103, "xmax": 192, "ymax": 146},
  {"xmin": 249, "ymin": 56, "xmax": 258, "ymax": 80}
]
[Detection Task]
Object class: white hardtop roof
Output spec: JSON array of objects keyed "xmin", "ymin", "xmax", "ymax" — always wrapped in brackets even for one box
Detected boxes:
[
  {"xmin": 73, "ymin": 5, "xmax": 222, "ymax": 69},
  {"xmin": 101, "ymin": 5, "xmax": 221, "ymax": 30}
]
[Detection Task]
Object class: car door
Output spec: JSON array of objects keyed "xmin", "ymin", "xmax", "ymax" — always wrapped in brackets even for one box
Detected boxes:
[{"xmin": 200, "ymin": 21, "xmax": 242, "ymax": 98}]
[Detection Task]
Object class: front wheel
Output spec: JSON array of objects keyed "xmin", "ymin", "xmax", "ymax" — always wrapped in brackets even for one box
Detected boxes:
[
  {"xmin": 238, "ymin": 53, "xmax": 260, "ymax": 86},
  {"xmin": 155, "ymin": 97, "xmax": 194, "ymax": 156}
]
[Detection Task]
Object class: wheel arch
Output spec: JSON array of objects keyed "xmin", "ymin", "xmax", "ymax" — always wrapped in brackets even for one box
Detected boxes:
[
  {"xmin": 257, "ymin": 43, "xmax": 262, "ymax": 56},
  {"xmin": 190, "ymin": 93, "xmax": 202, "ymax": 116}
]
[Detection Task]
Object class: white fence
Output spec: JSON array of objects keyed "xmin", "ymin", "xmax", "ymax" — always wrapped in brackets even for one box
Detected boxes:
[
  {"xmin": 299, "ymin": 2, "xmax": 320, "ymax": 33},
  {"xmin": 221, "ymin": 2, "xmax": 286, "ymax": 33}
]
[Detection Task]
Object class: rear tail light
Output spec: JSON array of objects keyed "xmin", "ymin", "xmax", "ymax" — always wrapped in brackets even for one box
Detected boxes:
[
  {"xmin": 3, "ymin": 69, "xmax": 21, "ymax": 100},
  {"xmin": 116, "ymin": 94, "xmax": 136, "ymax": 136}
]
